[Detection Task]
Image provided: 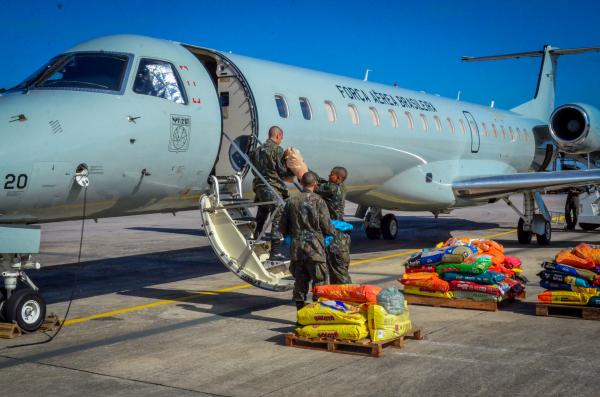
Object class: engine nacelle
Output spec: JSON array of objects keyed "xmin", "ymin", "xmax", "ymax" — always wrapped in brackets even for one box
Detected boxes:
[{"xmin": 549, "ymin": 103, "xmax": 600, "ymax": 153}]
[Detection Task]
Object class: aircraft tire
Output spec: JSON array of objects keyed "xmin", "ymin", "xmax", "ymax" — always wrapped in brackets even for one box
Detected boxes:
[
  {"xmin": 536, "ymin": 221, "xmax": 552, "ymax": 246},
  {"xmin": 565, "ymin": 195, "xmax": 578, "ymax": 231},
  {"xmin": 517, "ymin": 218, "xmax": 532, "ymax": 244},
  {"xmin": 579, "ymin": 223, "xmax": 600, "ymax": 231},
  {"xmin": 381, "ymin": 214, "xmax": 398, "ymax": 240},
  {"xmin": 366, "ymin": 227, "xmax": 381, "ymax": 240},
  {"xmin": 3, "ymin": 288, "xmax": 46, "ymax": 332}
]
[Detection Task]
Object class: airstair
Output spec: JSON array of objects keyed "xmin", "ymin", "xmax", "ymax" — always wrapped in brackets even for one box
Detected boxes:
[{"xmin": 199, "ymin": 135, "xmax": 294, "ymax": 291}]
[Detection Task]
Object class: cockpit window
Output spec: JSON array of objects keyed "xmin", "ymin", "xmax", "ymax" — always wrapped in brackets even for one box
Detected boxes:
[
  {"xmin": 8, "ymin": 52, "xmax": 130, "ymax": 94},
  {"xmin": 133, "ymin": 59, "xmax": 187, "ymax": 104}
]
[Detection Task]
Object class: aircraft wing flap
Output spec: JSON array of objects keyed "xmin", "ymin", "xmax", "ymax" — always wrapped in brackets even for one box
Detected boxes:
[{"xmin": 453, "ymin": 169, "xmax": 600, "ymax": 200}]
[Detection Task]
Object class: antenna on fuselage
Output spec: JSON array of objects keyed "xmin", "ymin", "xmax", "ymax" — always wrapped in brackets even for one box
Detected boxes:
[
  {"xmin": 490, "ymin": 100, "xmax": 495, "ymax": 108},
  {"xmin": 456, "ymin": 90, "xmax": 461, "ymax": 101},
  {"xmin": 363, "ymin": 69, "xmax": 372, "ymax": 81}
]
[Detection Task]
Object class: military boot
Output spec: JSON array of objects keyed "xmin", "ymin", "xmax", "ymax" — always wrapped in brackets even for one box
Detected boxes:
[{"xmin": 268, "ymin": 239, "xmax": 288, "ymax": 262}]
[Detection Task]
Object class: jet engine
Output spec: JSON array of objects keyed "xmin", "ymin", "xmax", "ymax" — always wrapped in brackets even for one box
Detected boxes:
[{"xmin": 549, "ymin": 103, "xmax": 600, "ymax": 153}]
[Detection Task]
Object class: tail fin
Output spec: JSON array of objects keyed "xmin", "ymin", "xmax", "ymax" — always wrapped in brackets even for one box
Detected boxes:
[
  {"xmin": 462, "ymin": 46, "xmax": 600, "ymax": 121},
  {"xmin": 510, "ymin": 45, "xmax": 556, "ymax": 120}
]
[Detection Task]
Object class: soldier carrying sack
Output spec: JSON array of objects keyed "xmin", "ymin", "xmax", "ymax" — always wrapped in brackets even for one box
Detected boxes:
[
  {"xmin": 316, "ymin": 167, "xmax": 352, "ymax": 285},
  {"xmin": 280, "ymin": 171, "xmax": 334, "ymax": 309},
  {"xmin": 249, "ymin": 126, "xmax": 294, "ymax": 261}
]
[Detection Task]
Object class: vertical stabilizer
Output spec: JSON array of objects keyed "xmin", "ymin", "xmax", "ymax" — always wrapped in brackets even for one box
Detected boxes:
[{"xmin": 510, "ymin": 45, "xmax": 556, "ymax": 120}]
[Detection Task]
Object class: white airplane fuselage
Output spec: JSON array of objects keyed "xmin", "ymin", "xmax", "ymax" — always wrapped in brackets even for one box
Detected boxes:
[{"xmin": 0, "ymin": 35, "xmax": 547, "ymax": 223}]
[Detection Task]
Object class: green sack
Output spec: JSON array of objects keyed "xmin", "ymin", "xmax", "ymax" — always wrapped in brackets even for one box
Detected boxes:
[
  {"xmin": 436, "ymin": 259, "xmax": 491, "ymax": 275},
  {"xmin": 376, "ymin": 287, "xmax": 405, "ymax": 315},
  {"xmin": 452, "ymin": 290, "xmax": 503, "ymax": 302}
]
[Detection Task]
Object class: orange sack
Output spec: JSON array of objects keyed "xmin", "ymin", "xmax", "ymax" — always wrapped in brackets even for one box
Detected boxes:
[
  {"xmin": 573, "ymin": 243, "xmax": 600, "ymax": 266},
  {"xmin": 399, "ymin": 273, "xmax": 450, "ymax": 293},
  {"xmin": 555, "ymin": 249, "xmax": 596, "ymax": 270},
  {"xmin": 313, "ymin": 284, "xmax": 381, "ymax": 304}
]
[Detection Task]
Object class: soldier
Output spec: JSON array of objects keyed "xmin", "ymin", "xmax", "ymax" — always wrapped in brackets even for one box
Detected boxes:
[
  {"xmin": 280, "ymin": 171, "xmax": 334, "ymax": 310},
  {"xmin": 316, "ymin": 167, "xmax": 352, "ymax": 284},
  {"xmin": 249, "ymin": 126, "xmax": 293, "ymax": 261}
]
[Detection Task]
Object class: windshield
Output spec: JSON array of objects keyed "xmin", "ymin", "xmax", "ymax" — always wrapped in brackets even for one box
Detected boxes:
[{"xmin": 8, "ymin": 52, "xmax": 130, "ymax": 93}]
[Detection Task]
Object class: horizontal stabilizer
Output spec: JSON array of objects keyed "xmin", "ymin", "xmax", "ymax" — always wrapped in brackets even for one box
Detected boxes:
[
  {"xmin": 462, "ymin": 46, "xmax": 600, "ymax": 62},
  {"xmin": 453, "ymin": 169, "xmax": 600, "ymax": 200}
]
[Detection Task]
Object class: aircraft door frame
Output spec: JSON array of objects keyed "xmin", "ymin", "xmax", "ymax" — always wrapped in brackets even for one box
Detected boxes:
[{"xmin": 463, "ymin": 111, "xmax": 480, "ymax": 153}]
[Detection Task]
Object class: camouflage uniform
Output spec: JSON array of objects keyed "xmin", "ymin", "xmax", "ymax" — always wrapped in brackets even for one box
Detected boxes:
[
  {"xmin": 249, "ymin": 138, "xmax": 292, "ymax": 240},
  {"xmin": 315, "ymin": 176, "xmax": 352, "ymax": 284},
  {"xmin": 280, "ymin": 191, "xmax": 334, "ymax": 302}
]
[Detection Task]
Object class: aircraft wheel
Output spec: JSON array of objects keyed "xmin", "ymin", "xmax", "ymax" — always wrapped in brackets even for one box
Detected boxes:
[
  {"xmin": 381, "ymin": 214, "xmax": 398, "ymax": 240},
  {"xmin": 565, "ymin": 195, "xmax": 578, "ymax": 230},
  {"xmin": 517, "ymin": 218, "xmax": 532, "ymax": 244},
  {"xmin": 3, "ymin": 288, "xmax": 46, "ymax": 332},
  {"xmin": 579, "ymin": 223, "xmax": 600, "ymax": 231},
  {"xmin": 365, "ymin": 227, "xmax": 381, "ymax": 240},
  {"xmin": 536, "ymin": 221, "xmax": 552, "ymax": 246}
]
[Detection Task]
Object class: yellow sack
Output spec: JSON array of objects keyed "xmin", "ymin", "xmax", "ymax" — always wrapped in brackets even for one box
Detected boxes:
[
  {"xmin": 537, "ymin": 290, "xmax": 596, "ymax": 305},
  {"xmin": 296, "ymin": 323, "xmax": 369, "ymax": 340},
  {"xmin": 403, "ymin": 285, "xmax": 454, "ymax": 299},
  {"xmin": 297, "ymin": 301, "xmax": 367, "ymax": 326},
  {"xmin": 368, "ymin": 304, "xmax": 412, "ymax": 342}
]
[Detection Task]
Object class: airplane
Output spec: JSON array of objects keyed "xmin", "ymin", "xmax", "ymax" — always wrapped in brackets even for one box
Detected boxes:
[{"xmin": 1, "ymin": 34, "xmax": 600, "ymax": 332}]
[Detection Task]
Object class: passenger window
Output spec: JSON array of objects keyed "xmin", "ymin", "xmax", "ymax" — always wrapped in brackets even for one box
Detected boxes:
[
  {"xmin": 516, "ymin": 127, "xmax": 521, "ymax": 140},
  {"xmin": 369, "ymin": 107, "xmax": 380, "ymax": 127},
  {"xmin": 299, "ymin": 97, "xmax": 312, "ymax": 120},
  {"xmin": 348, "ymin": 104, "xmax": 359, "ymax": 125},
  {"xmin": 447, "ymin": 117, "xmax": 455, "ymax": 133},
  {"xmin": 274, "ymin": 95, "xmax": 288, "ymax": 118},
  {"xmin": 433, "ymin": 115, "xmax": 442, "ymax": 132},
  {"xmin": 509, "ymin": 126, "xmax": 515, "ymax": 141},
  {"xmin": 458, "ymin": 119, "xmax": 466, "ymax": 134},
  {"xmin": 420, "ymin": 114, "xmax": 428, "ymax": 131},
  {"xmin": 481, "ymin": 122, "xmax": 488, "ymax": 136},
  {"xmin": 501, "ymin": 125, "xmax": 506, "ymax": 139},
  {"xmin": 405, "ymin": 112, "xmax": 414, "ymax": 129},
  {"xmin": 133, "ymin": 59, "xmax": 187, "ymax": 104},
  {"xmin": 492, "ymin": 123, "xmax": 498, "ymax": 137},
  {"xmin": 388, "ymin": 109, "xmax": 398, "ymax": 128},
  {"xmin": 324, "ymin": 101, "xmax": 336, "ymax": 123}
]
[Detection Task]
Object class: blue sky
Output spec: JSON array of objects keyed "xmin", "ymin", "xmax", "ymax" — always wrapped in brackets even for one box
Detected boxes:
[{"xmin": 2, "ymin": 0, "xmax": 600, "ymax": 110}]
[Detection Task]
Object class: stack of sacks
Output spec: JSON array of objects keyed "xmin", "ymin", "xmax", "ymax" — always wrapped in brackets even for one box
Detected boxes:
[
  {"xmin": 296, "ymin": 285, "xmax": 412, "ymax": 342},
  {"xmin": 401, "ymin": 238, "xmax": 526, "ymax": 302},
  {"xmin": 537, "ymin": 243, "xmax": 600, "ymax": 307}
]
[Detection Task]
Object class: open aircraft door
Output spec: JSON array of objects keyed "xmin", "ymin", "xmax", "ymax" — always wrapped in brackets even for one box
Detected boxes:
[{"xmin": 463, "ymin": 111, "xmax": 480, "ymax": 153}]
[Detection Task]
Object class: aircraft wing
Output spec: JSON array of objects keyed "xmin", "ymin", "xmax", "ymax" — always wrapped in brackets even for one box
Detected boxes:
[{"xmin": 452, "ymin": 169, "xmax": 600, "ymax": 200}]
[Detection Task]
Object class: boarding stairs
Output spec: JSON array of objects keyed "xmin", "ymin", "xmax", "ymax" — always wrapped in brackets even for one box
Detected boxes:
[{"xmin": 199, "ymin": 135, "xmax": 294, "ymax": 291}]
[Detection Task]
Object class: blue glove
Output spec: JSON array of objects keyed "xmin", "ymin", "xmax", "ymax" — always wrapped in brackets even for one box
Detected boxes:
[
  {"xmin": 325, "ymin": 235, "xmax": 334, "ymax": 247},
  {"xmin": 331, "ymin": 220, "xmax": 353, "ymax": 232}
]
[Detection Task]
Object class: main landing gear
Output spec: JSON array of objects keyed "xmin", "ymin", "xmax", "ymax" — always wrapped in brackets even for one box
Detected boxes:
[
  {"xmin": 505, "ymin": 192, "xmax": 552, "ymax": 245},
  {"xmin": 362, "ymin": 207, "xmax": 399, "ymax": 240}
]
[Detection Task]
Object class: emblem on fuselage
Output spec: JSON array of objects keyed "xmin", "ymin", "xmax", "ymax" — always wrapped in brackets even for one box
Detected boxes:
[{"xmin": 169, "ymin": 114, "xmax": 191, "ymax": 152}]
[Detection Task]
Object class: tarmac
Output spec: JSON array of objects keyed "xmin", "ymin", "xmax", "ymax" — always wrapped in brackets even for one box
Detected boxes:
[{"xmin": 1, "ymin": 194, "xmax": 599, "ymax": 397}]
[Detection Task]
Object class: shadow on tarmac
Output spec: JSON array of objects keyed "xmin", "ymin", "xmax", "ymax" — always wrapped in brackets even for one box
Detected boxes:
[
  {"xmin": 127, "ymin": 227, "xmax": 206, "ymax": 237},
  {"xmin": 30, "ymin": 246, "xmax": 226, "ymax": 305}
]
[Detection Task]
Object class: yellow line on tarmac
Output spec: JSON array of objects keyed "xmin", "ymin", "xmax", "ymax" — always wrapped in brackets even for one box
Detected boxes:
[
  {"xmin": 64, "ymin": 228, "xmax": 516, "ymax": 326},
  {"xmin": 64, "ymin": 284, "xmax": 252, "ymax": 325}
]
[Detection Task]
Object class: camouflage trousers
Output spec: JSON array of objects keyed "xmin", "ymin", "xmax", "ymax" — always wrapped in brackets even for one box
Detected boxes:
[
  {"xmin": 327, "ymin": 231, "xmax": 352, "ymax": 285},
  {"xmin": 290, "ymin": 259, "xmax": 328, "ymax": 302},
  {"xmin": 254, "ymin": 187, "xmax": 286, "ymax": 241}
]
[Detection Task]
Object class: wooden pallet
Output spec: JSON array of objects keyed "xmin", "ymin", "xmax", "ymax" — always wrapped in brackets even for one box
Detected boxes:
[
  {"xmin": 0, "ymin": 313, "xmax": 62, "ymax": 339},
  {"xmin": 285, "ymin": 327, "xmax": 423, "ymax": 358},
  {"xmin": 405, "ymin": 292, "xmax": 525, "ymax": 312},
  {"xmin": 536, "ymin": 303, "xmax": 600, "ymax": 321}
]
